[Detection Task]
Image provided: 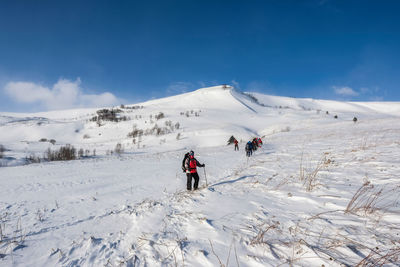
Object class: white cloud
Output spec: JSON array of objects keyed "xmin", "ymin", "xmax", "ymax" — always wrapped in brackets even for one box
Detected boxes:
[
  {"xmin": 333, "ymin": 86, "xmax": 359, "ymax": 96},
  {"xmin": 230, "ymin": 80, "xmax": 240, "ymax": 89},
  {"xmin": 4, "ymin": 78, "xmax": 119, "ymax": 110},
  {"xmin": 166, "ymin": 82, "xmax": 193, "ymax": 95}
]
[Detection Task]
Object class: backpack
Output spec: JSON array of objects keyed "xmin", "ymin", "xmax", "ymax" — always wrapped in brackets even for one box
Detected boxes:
[
  {"xmin": 245, "ymin": 142, "xmax": 252, "ymax": 151},
  {"xmin": 182, "ymin": 152, "xmax": 190, "ymax": 172},
  {"xmin": 189, "ymin": 157, "xmax": 197, "ymax": 172}
]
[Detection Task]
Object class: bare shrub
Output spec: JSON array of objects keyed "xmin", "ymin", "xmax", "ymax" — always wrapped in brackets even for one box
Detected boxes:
[
  {"xmin": 356, "ymin": 246, "xmax": 400, "ymax": 267},
  {"xmin": 78, "ymin": 148, "xmax": 84, "ymax": 158},
  {"xmin": 83, "ymin": 134, "xmax": 90, "ymax": 139},
  {"xmin": 49, "ymin": 139, "xmax": 56, "ymax": 145},
  {"xmin": 250, "ymin": 221, "xmax": 279, "ymax": 245},
  {"xmin": 0, "ymin": 144, "xmax": 4, "ymax": 158},
  {"xmin": 300, "ymin": 154, "xmax": 331, "ymax": 191},
  {"xmin": 127, "ymin": 124, "xmax": 144, "ymax": 138},
  {"xmin": 114, "ymin": 143, "xmax": 123, "ymax": 155},
  {"xmin": 155, "ymin": 112, "xmax": 164, "ymax": 120},
  {"xmin": 39, "ymin": 138, "xmax": 47, "ymax": 142},
  {"xmin": 45, "ymin": 145, "xmax": 76, "ymax": 161},
  {"xmin": 26, "ymin": 154, "xmax": 41, "ymax": 164},
  {"xmin": 344, "ymin": 181, "xmax": 398, "ymax": 215}
]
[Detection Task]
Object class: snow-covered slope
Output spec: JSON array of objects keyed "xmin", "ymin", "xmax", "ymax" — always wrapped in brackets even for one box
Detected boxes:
[
  {"xmin": 1, "ymin": 86, "xmax": 400, "ymax": 266},
  {"xmin": 3, "ymin": 85, "xmax": 398, "ymax": 163}
]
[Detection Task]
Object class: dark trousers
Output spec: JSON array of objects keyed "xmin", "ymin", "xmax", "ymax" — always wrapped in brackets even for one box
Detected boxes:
[
  {"xmin": 234, "ymin": 144, "xmax": 239, "ymax": 150},
  {"xmin": 187, "ymin": 172, "xmax": 200, "ymax": 190}
]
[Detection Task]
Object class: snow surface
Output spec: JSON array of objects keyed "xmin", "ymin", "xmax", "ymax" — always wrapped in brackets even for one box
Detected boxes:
[{"xmin": 1, "ymin": 86, "xmax": 400, "ymax": 266}]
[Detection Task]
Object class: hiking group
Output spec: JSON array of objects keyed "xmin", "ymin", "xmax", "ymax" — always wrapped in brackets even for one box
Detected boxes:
[
  {"xmin": 244, "ymin": 137, "xmax": 262, "ymax": 157},
  {"xmin": 182, "ymin": 137, "xmax": 262, "ymax": 191}
]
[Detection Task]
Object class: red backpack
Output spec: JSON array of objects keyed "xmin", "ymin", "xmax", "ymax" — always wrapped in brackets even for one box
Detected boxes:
[{"xmin": 189, "ymin": 157, "xmax": 197, "ymax": 173}]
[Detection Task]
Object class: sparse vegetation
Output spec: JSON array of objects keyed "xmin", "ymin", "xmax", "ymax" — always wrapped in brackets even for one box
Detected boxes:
[
  {"xmin": 155, "ymin": 112, "xmax": 164, "ymax": 120},
  {"xmin": 180, "ymin": 110, "xmax": 201, "ymax": 117},
  {"xmin": 90, "ymin": 108, "xmax": 128, "ymax": 124},
  {"xmin": 356, "ymin": 246, "xmax": 400, "ymax": 267},
  {"xmin": 0, "ymin": 145, "xmax": 5, "ymax": 159},
  {"xmin": 300, "ymin": 154, "xmax": 331, "ymax": 191},
  {"xmin": 345, "ymin": 180, "xmax": 398, "ymax": 215},
  {"xmin": 26, "ymin": 154, "xmax": 41, "ymax": 164},
  {"xmin": 45, "ymin": 145, "xmax": 77, "ymax": 161},
  {"xmin": 114, "ymin": 143, "xmax": 123, "ymax": 155}
]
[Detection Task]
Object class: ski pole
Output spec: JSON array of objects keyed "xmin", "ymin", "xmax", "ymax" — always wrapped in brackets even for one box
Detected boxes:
[{"xmin": 203, "ymin": 167, "xmax": 208, "ymax": 187}]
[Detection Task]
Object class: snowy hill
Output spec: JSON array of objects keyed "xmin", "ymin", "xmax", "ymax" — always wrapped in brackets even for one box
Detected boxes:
[
  {"xmin": 1, "ymin": 86, "xmax": 400, "ymax": 266},
  {"xmin": 2, "ymin": 85, "xmax": 398, "ymax": 164}
]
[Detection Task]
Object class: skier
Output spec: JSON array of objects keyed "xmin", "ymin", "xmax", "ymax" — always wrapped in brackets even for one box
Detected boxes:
[
  {"xmin": 234, "ymin": 139, "xmax": 239, "ymax": 151},
  {"xmin": 184, "ymin": 151, "xmax": 205, "ymax": 190},
  {"xmin": 245, "ymin": 141, "xmax": 253, "ymax": 157}
]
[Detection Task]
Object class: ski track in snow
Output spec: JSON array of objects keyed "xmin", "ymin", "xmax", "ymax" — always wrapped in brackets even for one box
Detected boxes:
[{"xmin": 1, "ymin": 87, "xmax": 400, "ymax": 266}]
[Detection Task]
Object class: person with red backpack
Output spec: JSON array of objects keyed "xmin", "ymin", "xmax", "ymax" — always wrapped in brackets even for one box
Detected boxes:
[
  {"xmin": 184, "ymin": 151, "xmax": 205, "ymax": 190},
  {"xmin": 234, "ymin": 139, "xmax": 239, "ymax": 151},
  {"xmin": 258, "ymin": 138, "xmax": 263, "ymax": 147}
]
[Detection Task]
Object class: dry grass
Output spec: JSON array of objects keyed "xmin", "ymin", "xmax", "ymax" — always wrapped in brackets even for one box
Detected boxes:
[
  {"xmin": 208, "ymin": 239, "xmax": 239, "ymax": 267},
  {"xmin": 249, "ymin": 221, "xmax": 280, "ymax": 246},
  {"xmin": 300, "ymin": 153, "xmax": 331, "ymax": 191},
  {"xmin": 345, "ymin": 180, "xmax": 399, "ymax": 215},
  {"xmin": 356, "ymin": 246, "xmax": 400, "ymax": 267}
]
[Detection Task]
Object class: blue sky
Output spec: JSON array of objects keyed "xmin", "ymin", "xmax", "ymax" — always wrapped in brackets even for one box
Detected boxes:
[{"xmin": 1, "ymin": 0, "xmax": 399, "ymax": 112}]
